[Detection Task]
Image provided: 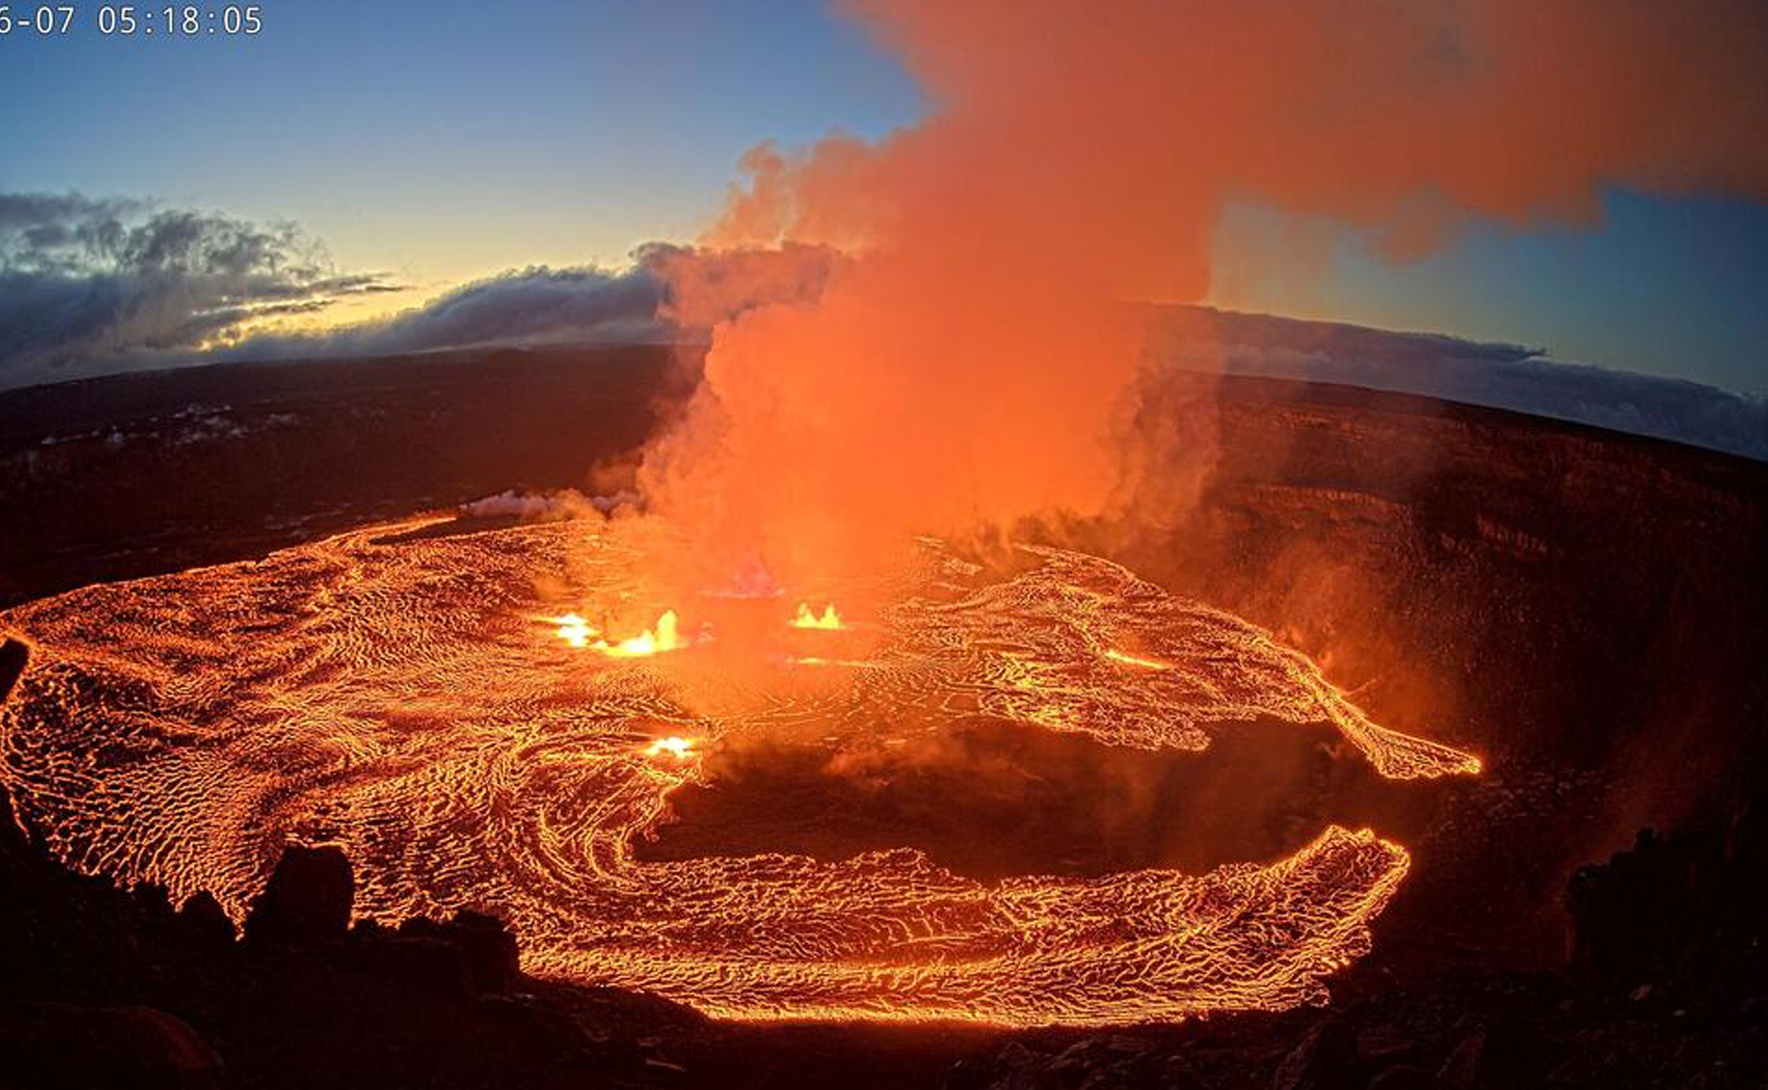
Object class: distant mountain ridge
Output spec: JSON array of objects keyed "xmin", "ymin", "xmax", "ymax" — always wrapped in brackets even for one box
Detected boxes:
[
  {"xmin": 6, "ymin": 303, "xmax": 1762, "ymax": 462},
  {"xmin": 1148, "ymin": 305, "xmax": 1767, "ymax": 461}
]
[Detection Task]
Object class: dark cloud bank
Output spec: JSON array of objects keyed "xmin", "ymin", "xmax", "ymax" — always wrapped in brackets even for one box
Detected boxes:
[
  {"xmin": 0, "ymin": 193, "xmax": 398, "ymax": 382},
  {"xmin": 1, "ymin": 192, "xmax": 1762, "ymax": 461}
]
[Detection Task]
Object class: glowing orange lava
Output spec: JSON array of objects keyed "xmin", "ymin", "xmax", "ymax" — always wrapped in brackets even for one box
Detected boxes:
[
  {"xmin": 1104, "ymin": 648, "xmax": 1170, "ymax": 670},
  {"xmin": 645, "ymin": 735, "xmax": 697, "ymax": 761},
  {"xmin": 791, "ymin": 656, "xmax": 874, "ymax": 668},
  {"xmin": 790, "ymin": 602, "xmax": 843, "ymax": 630},
  {"xmin": 597, "ymin": 609, "xmax": 684, "ymax": 657},
  {"xmin": 549, "ymin": 612, "xmax": 596, "ymax": 648},
  {"xmin": 548, "ymin": 609, "xmax": 687, "ymax": 657},
  {"xmin": 0, "ymin": 516, "xmax": 1479, "ymax": 1026}
]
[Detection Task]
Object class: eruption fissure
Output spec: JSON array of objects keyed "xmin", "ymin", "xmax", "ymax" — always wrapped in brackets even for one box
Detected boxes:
[
  {"xmin": 790, "ymin": 603, "xmax": 844, "ymax": 630},
  {"xmin": 547, "ymin": 609, "xmax": 687, "ymax": 658}
]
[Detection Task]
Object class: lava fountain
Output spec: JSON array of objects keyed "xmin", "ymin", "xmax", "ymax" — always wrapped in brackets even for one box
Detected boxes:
[{"xmin": 0, "ymin": 515, "xmax": 1477, "ymax": 1026}]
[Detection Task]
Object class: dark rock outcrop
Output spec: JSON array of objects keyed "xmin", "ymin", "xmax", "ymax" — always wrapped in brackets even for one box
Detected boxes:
[
  {"xmin": 242, "ymin": 845, "xmax": 354, "ymax": 945},
  {"xmin": 1435, "ymin": 1012, "xmax": 1546, "ymax": 1090},
  {"xmin": 0, "ymin": 637, "xmax": 27, "ymax": 702},
  {"xmin": 395, "ymin": 910, "xmax": 521, "ymax": 995},
  {"xmin": 0, "ymin": 1002, "xmax": 225, "ymax": 1090},
  {"xmin": 174, "ymin": 891, "xmax": 237, "ymax": 947},
  {"xmin": 947, "ymin": 1034, "xmax": 1203, "ymax": 1090},
  {"xmin": 1567, "ymin": 819, "xmax": 1768, "ymax": 1000},
  {"xmin": 1269, "ymin": 1019, "xmax": 1357, "ymax": 1090}
]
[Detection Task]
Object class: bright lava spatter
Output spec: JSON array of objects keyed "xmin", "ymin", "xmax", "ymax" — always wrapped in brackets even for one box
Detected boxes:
[{"xmin": 0, "ymin": 517, "xmax": 1478, "ymax": 1026}]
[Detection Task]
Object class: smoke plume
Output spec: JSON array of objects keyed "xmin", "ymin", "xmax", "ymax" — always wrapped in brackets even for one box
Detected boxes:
[{"xmin": 641, "ymin": 0, "xmax": 1768, "ymax": 586}]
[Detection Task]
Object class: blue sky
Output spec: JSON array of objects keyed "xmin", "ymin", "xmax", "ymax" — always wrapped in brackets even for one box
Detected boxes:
[
  {"xmin": 1214, "ymin": 190, "xmax": 1768, "ymax": 393},
  {"xmin": 0, "ymin": 1, "xmax": 920, "ymax": 278},
  {"xmin": 3, "ymin": 0, "xmax": 1765, "ymax": 392}
]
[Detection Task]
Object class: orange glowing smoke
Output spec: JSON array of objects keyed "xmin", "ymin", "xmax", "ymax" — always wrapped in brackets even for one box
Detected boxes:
[
  {"xmin": 0, "ymin": 518, "xmax": 1480, "ymax": 1025},
  {"xmin": 643, "ymin": 0, "xmax": 1768, "ymax": 593},
  {"xmin": 790, "ymin": 602, "xmax": 843, "ymax": 630}
]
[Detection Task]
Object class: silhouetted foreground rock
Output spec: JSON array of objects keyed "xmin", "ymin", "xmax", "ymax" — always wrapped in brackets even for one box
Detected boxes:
[
  {"xmin": 0, "ymin": 637, "xmax": 26, "ymax": 702},
  {"xmin": 1269, "ymin": 1018, "xmax": 1357, "ymax": 1090},
  {"xmin": 1566, "ymin": 821, "xmax": 1767, "ymax": 995},
  {"xmin": 395, "ymin": 909, "xmax": 522, "ymax": 994},
  {"xmin": 242, "ymin": 844, "xmax": 354, "ymax": 945},
  {"xmin": 176, "ymin": 891, "xmax": 236, "ymax": 949},
  {"xmin": 0, "ymin": 799, "xmax": 712, "ymax": 1089},
  {"xmin": 0, "ymin": 1002, "xmax": 224, "ymax": 1090}
]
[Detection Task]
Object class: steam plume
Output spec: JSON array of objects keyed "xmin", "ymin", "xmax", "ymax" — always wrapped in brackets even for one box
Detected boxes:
[{"xmin": 642, "ymin": 0, "xmax": 1768, "ymax": 584}]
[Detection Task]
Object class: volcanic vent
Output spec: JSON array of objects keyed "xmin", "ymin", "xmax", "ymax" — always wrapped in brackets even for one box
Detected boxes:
[{"xmin": 0, "ymin": 515, "xmax": 1476, "ymax": 1026}]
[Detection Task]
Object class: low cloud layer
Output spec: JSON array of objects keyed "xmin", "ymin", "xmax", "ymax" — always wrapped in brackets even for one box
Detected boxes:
[
  {"xmin": 1153, "ymin": 307, "xmax": 1768, "ymax": 461},
  {"xmin": 227, "ymin": 265, "xmax": 670, "ymax": 362},
  {"xmin": 1, "ymin": 191, "xmax": 1760, "ymax": 462},
  {"xmin": 227, "ymin": 241, "xmax": 838, "ymax": 362},
  {"xmin": 0, "ymin": 193, "xmax": 398, "ymax": 386},
  {"xmin": 0, "ymin": 193, "xmax": 838, "ymax": 386}
]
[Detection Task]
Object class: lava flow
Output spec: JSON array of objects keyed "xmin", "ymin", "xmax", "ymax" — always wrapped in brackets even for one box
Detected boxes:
[{"xmin": 0, "ymin": 516, "xmax": 1477, "ymax": 1026}]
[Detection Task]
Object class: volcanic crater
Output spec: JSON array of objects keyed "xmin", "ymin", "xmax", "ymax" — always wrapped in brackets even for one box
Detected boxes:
[
  {"xmin": 1, "ymin": 349, "xmax": 1763, "ymax": 1055},
  {"xmin": 0, "ymin": 506, "xmax": 1481, "ymax": 1026}
]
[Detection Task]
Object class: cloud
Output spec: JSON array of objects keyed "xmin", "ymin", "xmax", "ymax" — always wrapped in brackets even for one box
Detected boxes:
[
  {"xmin": 0, "ymin": 197, "xmax": 839, "ymax": 389},
  {"xmin": 1, "ymin": 191, "xmax": 1758, "ymax": 463},
  {"xmin": 1150, "ymin": 306, "xmax": 1768, "ymax": 462},
  {"xmin": 227, "ymin": 242, "xmax": 839, "ymax": 362},
  {"xmin": 0, "ymin": 193, "xmax": 399, "ymax": 387},
  {"xmin": 228, "ymin": 265, "xmax": 669, "ymax": 361}
]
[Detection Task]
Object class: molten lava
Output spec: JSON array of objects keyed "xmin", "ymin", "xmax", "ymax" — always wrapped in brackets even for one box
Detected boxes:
[
  {"xmin": 1104, "ymin": 648, "xmax": 1170, "ymax": 670},
  {"xmin": 790, "ymin": 602, "xmax": 843, "ymax": 630},
  {"xmin": 550, "ymin": 612, "xmax": 595, "ymax": 649},
  {"xmin": 645, "ymin": 735, "xmax": 697, "ymax": 761},
  {"xmin": 549, "ymin": 609, "xmax": 687, "ymax": 657},
  {"xmin": 598, "ymin": 609, "xmax": 685, "ymax": 658},
  {"xmin": 0, "ymin": 516, "xmax": 1478, "ymax": 1026}
]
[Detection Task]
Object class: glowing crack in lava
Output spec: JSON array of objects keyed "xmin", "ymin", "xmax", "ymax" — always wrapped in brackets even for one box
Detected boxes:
[{"xmin": 0, "ymin": 517, "xmax": 1478, "ymax": 1026}]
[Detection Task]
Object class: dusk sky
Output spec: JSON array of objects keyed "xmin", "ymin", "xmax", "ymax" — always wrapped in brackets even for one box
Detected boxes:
[{"xmin": 3, "ymin": 0, "xmax": 1766, "ymax": 393}]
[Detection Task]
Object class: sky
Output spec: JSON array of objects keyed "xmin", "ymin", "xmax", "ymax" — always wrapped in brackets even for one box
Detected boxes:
[
  {"xmin": 0, "ymin": 0, "xmax": 921, "ymax": 286},
  {"xmin": 2, "ymin": 0, "xmax": 1765, "ymax": 394},
  {"xmin": 1212, "ymin": 190, "xmax": 1768, "ymax": 392}
]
